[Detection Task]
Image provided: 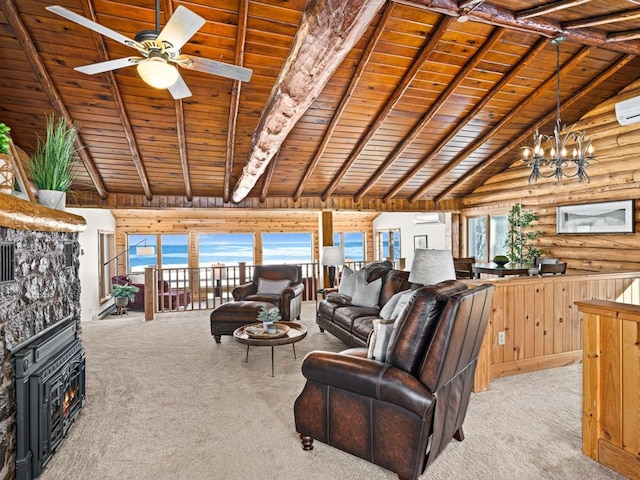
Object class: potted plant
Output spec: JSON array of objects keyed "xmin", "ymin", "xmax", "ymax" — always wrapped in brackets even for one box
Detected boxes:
[
  {"xmin": 257, "ymin": 306, "xmax": 281, "ymax": 334},
  {"xmin": 28, "ymin": 115, "xmax": 81, "ymax": 210},
  {"xmin": 111, "ymin": 284, "xmax": 140, "ymax": 313},
  {"xmin": 0, "ymin": 123, "xmax": 13, "ymax": 194},
  {"xmin": 505, "ymin": 202, "xmax": 543, "ymax": 265}
]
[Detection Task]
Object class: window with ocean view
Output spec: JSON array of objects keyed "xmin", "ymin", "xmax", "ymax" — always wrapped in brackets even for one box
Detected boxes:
[
  {"xmin": 333, "ymin": 232, "xmax": 365, "ymax": 262},
  {"xmin": 160, "ymin": 235, "xmax": 188, "ymax": 268},
  {"xmin": 128, "ymin": 234, "xmax": 157, "ymax": 273},
  {"xmin": 198, "ymin": 233, "xmax": 254, "ymax": 266},
  {"xmin": 262, "ymin": 233, "xmax": 312, "ymax": 264}
]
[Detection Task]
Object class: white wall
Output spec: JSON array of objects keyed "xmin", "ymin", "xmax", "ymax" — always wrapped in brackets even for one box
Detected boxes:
[
  {"xmin": 373, "ymin": 212, "xmax": 450, "ymax": 270},
  {"xmin": 67, "ymin": 207, "xmax": 116, "ymax": 322}
]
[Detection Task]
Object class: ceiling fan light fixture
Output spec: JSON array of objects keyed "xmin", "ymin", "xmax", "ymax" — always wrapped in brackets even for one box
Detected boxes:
[{"xmin": 137, "ymin": 57, "xmax": 179, "ymax": 89}]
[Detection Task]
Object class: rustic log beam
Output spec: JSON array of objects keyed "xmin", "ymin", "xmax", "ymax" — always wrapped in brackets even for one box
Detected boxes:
[
  {"xmin": 224, "ymin": 0, "xmax": 249, "ymax": 203},
  {"xmin": 434, "ymin": 53, "xmax": 635, "ymax": 203},
  {"xmin": 382, "ymin": 37, "xmax": 549, "ymax": 203},
  {"xmin": 259, "ymin": 150, "xmax": 279, "ymax": 203},
  {"xmin": 292, "ymin": 1, "xmax": 395, "ymax": 202},
  {"xmin": 2, "ymin": 0, "xmax": 108, "ymax": 199},
  {"xmin": 0, "ymin": 193, "xmax": 87, "ymax": 232},
  {"xmin": 354, "ymin": 26, "xmax": 504, "ymax": 201},
  {"xmin": 87, "ymin": 0, "xmax": 153, "ymax": 201},
  {"xmin": 563, "ymin": 8, "xmax": 640, "ymax": 29},
  {"xmin": 459, "ymin": 0, "xmax": 484, "ymax": 9},
  {"xmin": 408, "ymin": 45, "xmax": 593, "ymax": 203},
  {"xmin": 607, "ymin": 30, "xmax": 640, "ymax": 43},
  {"xmin": 516, "ymin": 0, "xmax": 593, "ymax": 20},
  {"xmin": 231, "ymin": 0, "xmax": 385, "ymax": 203},
  {"xmin": 321, "ymin": 14, "xmax": 453, "ymax": 202},
  {"xmin": 398, "ymin": 0, "xmax": 640, "ymax": 55}
]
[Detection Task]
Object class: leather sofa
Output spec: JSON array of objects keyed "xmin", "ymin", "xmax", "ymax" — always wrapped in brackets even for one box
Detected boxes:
[
  {"xmin": 111, "ymin": 274, "xmax": 191, "ymax": 310},
  {"xmin": 232, "ymin": 264, "xmax": 304, "ymax": 321},
  {"xmin": 316, "ymin": 262, "xmax": 411, "ymax": 347},
  {"xmin": 295, "ymin": 281, "xmax": 494, "ymax": 480}
]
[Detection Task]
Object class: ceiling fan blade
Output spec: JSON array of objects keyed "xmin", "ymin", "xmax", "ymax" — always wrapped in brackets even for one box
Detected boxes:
[
  {"xmin": 168, "ymin": 74, "xmax": 192, "ymax": 99},
  {"xmin": 46, "ymin": 5, "xmax": 143, "ymax": 50},
  {"xmin": 75, "ymin": 57, "xmax": 141, "ymax": 75},
  {"xmin": 157, "ymin": 6, "xmax": 205, "ymax": 51},
  {"xmin": 178, "ymin": 56, "xmax": 252, "ymax": 82}
]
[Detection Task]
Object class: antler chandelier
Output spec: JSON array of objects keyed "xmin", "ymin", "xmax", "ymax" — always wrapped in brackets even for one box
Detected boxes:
[{"xmin": 521, "ymin": 36, "xmax": 595, "ymax": 184}]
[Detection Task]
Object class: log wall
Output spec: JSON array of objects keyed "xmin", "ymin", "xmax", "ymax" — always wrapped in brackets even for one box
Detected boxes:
[{"xmin": 463, "ymin": 81, "xmax": 640, "ymax": 273}]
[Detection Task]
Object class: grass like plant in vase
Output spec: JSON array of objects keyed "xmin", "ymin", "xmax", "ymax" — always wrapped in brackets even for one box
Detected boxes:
[
  {"xmin": 257, "ymin": 306, "xmax": 281, "ymax": 334},
  {"xmin": 29, "ymin": 115, "xmax": 81, "ymax": 210}
]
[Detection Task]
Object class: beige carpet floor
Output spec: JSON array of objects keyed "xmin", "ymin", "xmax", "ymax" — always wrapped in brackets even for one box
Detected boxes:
[{"xmin": 39, "ymin": 302, "xmax": 623, "ymax": 480}]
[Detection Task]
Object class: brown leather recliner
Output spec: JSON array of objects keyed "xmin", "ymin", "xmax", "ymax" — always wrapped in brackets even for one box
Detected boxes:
[
  {"xmin": 294, "ymin": 280, "xmax": 494, "ymax": 480},
  {"xmin": 232, "ymin": 264, "xmax": 305, "ymax": 321}
]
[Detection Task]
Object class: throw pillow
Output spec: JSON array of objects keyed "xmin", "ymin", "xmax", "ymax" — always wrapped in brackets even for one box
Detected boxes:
[
  {"xmin": 367, "ymin": 319, "xmax": 395, "ymax": 362},
  {"xmin": 127, "ymin": 274, "xmax": 145, "ymax": 284},
  {"xmin": 390, "ymin": 290, "xmax": 416, "ymax": 320},
  {"xmin": 351, "ymin": 277, "xmax": 382, "ymax": 308},
  {"xmin": 257, "ymin": 278, "xmax": 290, "ymax": 294},
  {"xmin": 325, "ymin": 292, "xmax": 351, "ymax": 306},
  {"xmin": 379, "ymin": 289, "xmax": 410, "ymax": 320},
  {"xmin": 338, "ymin": 266, "xmax": 356, "ymax": 297}
]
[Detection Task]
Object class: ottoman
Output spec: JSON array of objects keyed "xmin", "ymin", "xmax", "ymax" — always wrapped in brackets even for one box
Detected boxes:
[{"xmin": 210, "ymin": 301, "xmax": 279, "ymax": 344}]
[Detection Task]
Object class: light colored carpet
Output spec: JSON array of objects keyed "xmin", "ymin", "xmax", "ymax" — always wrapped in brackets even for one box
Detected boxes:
[{"xmin": 40, "ymin": 302, "xmax": 622, "ymax": 480}]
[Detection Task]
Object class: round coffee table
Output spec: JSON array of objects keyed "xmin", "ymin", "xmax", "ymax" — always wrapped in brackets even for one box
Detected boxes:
[{"xmin": 233, "ymin": 321, "xmax": 307, "ymax": 377}]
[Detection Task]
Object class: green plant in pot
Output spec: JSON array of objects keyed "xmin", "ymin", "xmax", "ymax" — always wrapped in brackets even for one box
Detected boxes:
[
  {"xmin": 0, "ymin": 123, "xmax": 13, "ymax": 194},
  {"xmin": 28, "ymin": 115, "xmax": 81, "ymax": 210},
  {"xmin": 505, "ymin": 202, "xmax": 543, "ymax": 265},
  {"xmin": 257, "ymin": 306, "xmax": 281, "ymax": 334},
  {"xmin": 492, "ymin": 255, "xmax": 509, "ymax": 267},
  {"xmin": 111, "ymin": 284, "xmax": 140, "ymax": 311}
]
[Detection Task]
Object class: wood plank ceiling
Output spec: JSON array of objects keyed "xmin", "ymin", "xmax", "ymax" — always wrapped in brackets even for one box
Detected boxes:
[{"xmin": 2, "ymin": 0, "xmax": 640, "ymax": 211}]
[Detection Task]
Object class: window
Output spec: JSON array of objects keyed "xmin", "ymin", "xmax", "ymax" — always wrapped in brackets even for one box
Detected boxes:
[
  {"xmin": 98, "ymin": 231, "xmax": 114, "ymax": 301},
  {"xmin": 467, "ymin": 214, "xmax": 508, "ymax": 261},
  {"xmin": 160, "ymin": 234, "xmax": 188, "ymax": 268},
  {"xmin": 262, "ymin": 233, "xmax": 312, "ymax": 264},
  {"xmin": 375, "ymin": 229, "xmax": 400, "ymax": 262},
  {"xmin": 333, "ymin": 232, "xmax": 365, "ymax": 262},
  {"xmin": 198, "ymin": 233, "xmax": 254, "ymax": 266},
  {"xmin": 128, "ymin": 234, "xmax": 157, "ymax": 273}
]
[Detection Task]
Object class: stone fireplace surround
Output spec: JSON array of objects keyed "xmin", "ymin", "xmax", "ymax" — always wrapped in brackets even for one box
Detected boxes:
[{"xmin": 0, "ymin": 195, "xmax": 86, "ymax": 480}]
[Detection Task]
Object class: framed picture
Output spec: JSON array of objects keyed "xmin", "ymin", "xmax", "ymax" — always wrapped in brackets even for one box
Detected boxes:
[
  {"xmin": 414, "ymin": 235, "xmax": 428, "ymax": 250},
  {"xmin": 557, "ymin": 200, "xmax": 635, "ymax": 234}
]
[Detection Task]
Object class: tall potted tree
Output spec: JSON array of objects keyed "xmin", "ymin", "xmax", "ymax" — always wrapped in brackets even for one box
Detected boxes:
[
  {"xmin": 506, "ymin": 202, "xmax": 543, "ymax": 264},
  {"xmin": 28, "ymin": 115, "xmax": 81, "ymax": 210}
]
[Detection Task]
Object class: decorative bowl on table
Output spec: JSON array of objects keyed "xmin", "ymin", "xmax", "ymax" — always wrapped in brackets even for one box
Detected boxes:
[{"xmin": 492, "ymin": 255, "xmax": 509, "ymax": 268}]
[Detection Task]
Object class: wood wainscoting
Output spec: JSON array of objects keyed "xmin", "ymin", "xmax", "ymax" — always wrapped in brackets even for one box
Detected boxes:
[{"xmin": 466, "ymin": 271, "xmax": 640, "ymax": 392}]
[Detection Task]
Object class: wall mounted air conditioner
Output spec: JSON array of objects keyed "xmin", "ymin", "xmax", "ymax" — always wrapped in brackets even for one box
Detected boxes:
[
  {"xmin": 615, "ymin": 95, "xmax": 640, "ymax": 125},
  {"xmin": 412, "ymin": 212, "xmax": 445, "ymax": 224}
]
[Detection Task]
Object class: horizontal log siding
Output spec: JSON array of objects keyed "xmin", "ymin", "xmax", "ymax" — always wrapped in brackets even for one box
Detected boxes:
[{"xmin": 463, "ymin": 82, "xmax": 640, "ymax": 273}]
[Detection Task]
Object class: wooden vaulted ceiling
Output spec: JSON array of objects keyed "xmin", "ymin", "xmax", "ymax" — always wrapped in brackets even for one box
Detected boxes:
[{"xmin": 2, "ymin": 0, "xmax": 640, "ymax": 211}]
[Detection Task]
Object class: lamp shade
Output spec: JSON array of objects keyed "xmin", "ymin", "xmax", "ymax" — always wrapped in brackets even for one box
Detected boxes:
[
  {"xmin": 136, "ymin": 246, "xmax": 156, "ymax": 256},
  {"xmin": 137, "ymin": 57, "xmax": 179, "ymax": 89},
  {"xmin": 320, "ymin": 246, "xmax": 345, "ymax": 266},
  {"xmin": 408, "ymin": 249, "xmax": 456, "ymax": 285}
]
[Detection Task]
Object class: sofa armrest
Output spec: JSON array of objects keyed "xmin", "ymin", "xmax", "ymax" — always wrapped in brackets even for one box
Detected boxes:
[
  {"xmin": 301, "ymin": 351, "xmax": 434, "ymax": 416},
  {"xmin": 282, "ymin": 283, "xmax": 305, "ymax": 302},
  {"xmin": 232, "ymin": 282, "xmax": 257, "ymax": 300}
]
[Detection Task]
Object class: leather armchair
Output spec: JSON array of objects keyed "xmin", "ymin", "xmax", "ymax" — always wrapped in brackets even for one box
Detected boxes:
[
  {"xmin": 232, "ymin": 264, "xmax": 305, "ymax": 321},
  {"xmin": 294, "ymin": 281, "xmax": 494, "ymax": 480}
]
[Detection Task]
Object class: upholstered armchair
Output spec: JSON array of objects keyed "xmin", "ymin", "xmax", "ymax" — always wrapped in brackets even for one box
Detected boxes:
[
  {"xmin": 232, "ymin": 264, "xmax": 304, "ymax": 321},
  {"xmin": 294, "ymin": 281, "xmax": 494, "ymax": 480}
]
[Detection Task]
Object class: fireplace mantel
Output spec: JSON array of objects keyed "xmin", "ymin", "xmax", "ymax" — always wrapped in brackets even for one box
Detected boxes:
[{"xmin": 0, "ymin": 192, "xmax": 86, "ymax": 232}]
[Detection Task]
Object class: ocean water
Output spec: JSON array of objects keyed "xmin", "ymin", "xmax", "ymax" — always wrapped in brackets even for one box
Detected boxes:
[{"xmin": 129, "ymin": 232, "xmax": 365, "ymax": 269}]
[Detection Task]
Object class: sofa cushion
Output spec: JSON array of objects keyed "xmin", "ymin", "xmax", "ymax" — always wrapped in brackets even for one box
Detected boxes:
[
  {"xmin": 351, "ymin": 277, "xmax": 382, "ymax": 308},
  {"xmin": 379, "ymin": 289, "xmax": 410, "ymax": 320},
  {"xmin": 338, "ymin": 266, "xmax": 356, "ymax": 296},
  {"xmin": 257, "ymin": 278, "xmax": 290, "ymax": 294},
  {"xmin": 128, "ymin": 273, "xmax": 145, "ymax": 284},
  {"xmin": 334, "ymin": 306, "xmax": 379, "ymax": 331},
  {"xmin": 352, "ymin": 315, "xmax": 377, "ymax": 341},
  {"xmin": 325, "ymin": 292, "xmax": 351, "ymax": 306},
  {"xmin": 367, "ymin": 319, "xmax": 395, "ymax": 362},
  {"xmin": 390, "ymin": 290, "xmax": 416, "ymax": 320}
]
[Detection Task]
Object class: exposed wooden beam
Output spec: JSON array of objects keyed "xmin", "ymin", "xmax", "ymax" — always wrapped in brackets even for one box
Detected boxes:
[
  {"xmin": 2, "ymin": 0, "xmax": 108, "ymax": 199},
  {"xmin": 224, "ymin": 0, "xmax": 249, "ymax": 203},
  {"xmin": 87, "ymin": 0, "xmax": 153, "ymax": 201},
  {"xmin": 354, "ymin": 26, "xmax": 504, "ymax": 201},
  {"xmin": 292, "ymin": 0, "xmax": 395, "ymax": 202},
  {"xmin": 259, "ymin": 150, "xmax": 279, "ymax": 203},
  {"xmin": 563, "ymin": 7, "xmax": 640, "ymax": 29},
  {"xmin": 407, "ymin": 45, "xmax": 594, "ymax": 203},
  {"xmin": 381, "ymin": 36, "xmax": 549, "ymax": 203},
  {"xmin": 433, "ymin": 53, "xmax": 635, "ymax": 203},
  {"xmin": 321, "ymin": 14, "xmax": 454, "ymax": 202},
  {"xmin": 607, "ymin": 30, "xmax": 640, "ymax": 43},
  {"xmin": 162, "ymin": 0, "xmax": 191, "ymax": 202},
  {"xmin": 398, "ymin": 0, "xmax": 640, "ymax": 55},
  {"xmin": 459, "ymin": 0, "xmax": 484, "ymax": 9},
  {"xmin": 516, "ymin": 0, "xmax": 593, "ymax": 20},
  {"xmin": 231, "ymin": 0, "xmax": 386, "ymax": 203}
]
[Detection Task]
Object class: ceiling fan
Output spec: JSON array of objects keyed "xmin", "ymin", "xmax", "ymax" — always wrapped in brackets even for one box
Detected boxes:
[{"xmin": 46, "ymin": 2, "xmax": 252, "ymax": 99}]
